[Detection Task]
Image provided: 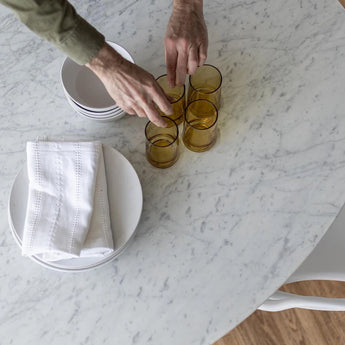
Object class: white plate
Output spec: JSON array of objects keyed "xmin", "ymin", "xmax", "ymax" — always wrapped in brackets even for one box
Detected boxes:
[
  {"xmin": 8, "ymin": 144, "xmax": 143, "ymax": 272},
  {"xmin": 67, "ymin": 97, "xmax": 124, "ymax": 117},
  {"xmin": 77, "ymin": 112, "xmax": 126, "ymax": 122},
  {"xmin": 66, "ymin": 97, "xmax": 126, "ymax": 122},
  {"xmin": 61, "ymin": 41, "xmax": 134, "ymax": 111},
  {"xmin": 65, "ymin": 91, "xmax": 120, "ymax": 115}
]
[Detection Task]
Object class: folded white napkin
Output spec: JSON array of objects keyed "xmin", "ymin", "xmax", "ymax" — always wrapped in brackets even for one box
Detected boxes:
[{"xmin": 22, "ymin": 141, "xmax": 114, "ymax": 261}]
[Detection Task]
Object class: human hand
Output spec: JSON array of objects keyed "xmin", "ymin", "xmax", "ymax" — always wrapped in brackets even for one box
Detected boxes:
[
  {"xmin": 86, "ymin": 43, "xmax": 172, "ymax": 127},
  {"xmin": 164, "ymin": 0, "xmax": 208, "ymax": 87}
]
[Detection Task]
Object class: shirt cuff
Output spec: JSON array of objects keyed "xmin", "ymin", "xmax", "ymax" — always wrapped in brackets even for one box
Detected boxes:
[{"xmin": 55, "ymin": 15, "xmax": 105, "ymax": 65}]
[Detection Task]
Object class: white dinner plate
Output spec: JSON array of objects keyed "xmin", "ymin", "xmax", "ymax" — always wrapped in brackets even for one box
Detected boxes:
[
  {"xmin": 67, "ymin": 98, "xmax": 124, "ymax": 117},
  {"xmin": 8, "ymin": 144, "xmax": 143, "ymax": 272},
  {"xmin": 66, "ymin": 96, "xmax": 126, "ymax": 122},
  {"xmin": 77, "ymin": 112, "xmax": 126, "ymax": 122},
  {"xmin": 64, "ymin": 91, "xmax": 119, "ymax": 115},
  {"xmin": 61, "ymin": 41, "xmax": 134, "ymax": 111}
]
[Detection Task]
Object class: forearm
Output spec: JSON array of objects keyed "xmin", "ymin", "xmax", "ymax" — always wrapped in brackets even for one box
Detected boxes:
[{"xmin": 0, "ymin": 0, "xmax": 104, "ymax": 64}]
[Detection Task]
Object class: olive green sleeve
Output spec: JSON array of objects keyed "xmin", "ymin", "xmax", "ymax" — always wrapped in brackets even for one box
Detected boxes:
[{"xmin": 0, "ymin": 0, "xmax": 105, "ymax": 65}]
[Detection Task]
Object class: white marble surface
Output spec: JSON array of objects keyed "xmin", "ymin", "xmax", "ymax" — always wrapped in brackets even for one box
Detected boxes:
[{"xmin": 1, "ymin": 0, "xmax": 345, "ymax": 344}]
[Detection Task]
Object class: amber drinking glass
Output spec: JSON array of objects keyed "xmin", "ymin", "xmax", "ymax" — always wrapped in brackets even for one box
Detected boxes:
[
  {"xmin": 156, "ymin": 74, "xmax": 185, "ymax": 124},
  {"xmin": 182, "ymin": 100, "xmax": 218, "ymax": 152},
  {"xmin": 188, "ymin": 64, "xmax": 222, "ymax": 109},
  {"xmin": 145, "ymin": 117, "xmax": 179, "ymax": 168}
]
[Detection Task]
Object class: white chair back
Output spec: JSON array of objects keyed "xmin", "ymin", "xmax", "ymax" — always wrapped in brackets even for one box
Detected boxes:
[{"xmin": 259, "ymin": 204, "xmax": 345, "ymax": 311}]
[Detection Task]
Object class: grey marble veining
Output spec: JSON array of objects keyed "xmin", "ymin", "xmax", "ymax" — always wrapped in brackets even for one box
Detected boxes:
[{"xmin": 1, "ymin": 0, "xmax": 345, "ymax": 344}]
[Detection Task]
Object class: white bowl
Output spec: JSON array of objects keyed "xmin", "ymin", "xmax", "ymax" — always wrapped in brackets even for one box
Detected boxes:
[{"xmin": 61, "ymin": 41, "xmax": 134, "ymax": 112}]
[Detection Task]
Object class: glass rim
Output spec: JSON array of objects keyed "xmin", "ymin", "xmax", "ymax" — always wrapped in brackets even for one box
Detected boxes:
[
  {"xmin": 145, "ymin": 116, "xmax": 179, "ymax": 147},
  {"xmin": 188, "ymin": 64, "xmax": 223, "ymax": 94},
  {"xmin": 156, "ymin": 74, "xmax": 186, "ymax": 104},
  {"xmin": 184, "ymin": 99, "xmax": 218, "ymax": 131}
]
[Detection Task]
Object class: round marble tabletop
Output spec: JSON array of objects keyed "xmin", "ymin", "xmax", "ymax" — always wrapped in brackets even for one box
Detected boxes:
[{"xmin": 1, "ymin": 0, "xmax": 345, "ymax": 344}]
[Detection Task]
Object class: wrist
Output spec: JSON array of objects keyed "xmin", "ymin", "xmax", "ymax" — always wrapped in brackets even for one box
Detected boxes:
[
  {"xmin": 173, "ymin": 0, "xmax": 203, "ymax": 14},
  {"xmin": 86, "ymin": 42, "xmax": 124, "ymax": 79}
]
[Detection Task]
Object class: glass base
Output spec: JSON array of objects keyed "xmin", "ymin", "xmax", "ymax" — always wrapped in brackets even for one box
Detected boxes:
[
  {"xmin": 182, "ymin": 137, "xmax": 216, "ymax": 152},
  {"xmin": 146, "ymin": 154, "xmax": 179, "ymax": 168}
]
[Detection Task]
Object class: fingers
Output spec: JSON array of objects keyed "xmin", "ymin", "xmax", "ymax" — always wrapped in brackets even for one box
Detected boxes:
[
  {"xmin": 128, "ymin": 102, "xmax": 166, "ymax": 128},
  {"xmin": 116, "ymin": 79, "xmax": 172, "ymax": 127},
  {"xmin": 126, "ymin": 107, "xmax": 136, "ymax": 115},
  {"xmin": 187, "ymin": 48, "xmax": 199, "ymax": 75},
  {"xmin": 134, "ymin": 107, "xmax": 147, "ymax": 118},
  {"xmin": 125, "ymin": 100, "xmax": 169, "ymax": 128},
  {"xmin": 129, "ymin": 84, "xmax": 172, "ymax": 128},
  {"xmin": 165, "ymin": 42, "xmax": 178, "ymax": 88},
  {"xmin": 198, "ymin": 42, "xmax": 207, "ymax": 67},
  {"xmin": 153, "ymin": 84, "xmax": 173, "ymax": 115},
  {"xmin": 166, "ymin": 39, "xmax": 207, "ymax": 84},
  {"xmin": 128, "ymin": 104, "xmax": 168, "ymax": 128},
  {"xmin": 143, "ymin": 82, "xmax": 172, "ymax": 127},
  {"xmin": 142, "ymin": 102, "xmax": 167, "ymax": 128},
  {"xmin": 176, "ymin": 48, "xmax": 188, "ymax": 86}
]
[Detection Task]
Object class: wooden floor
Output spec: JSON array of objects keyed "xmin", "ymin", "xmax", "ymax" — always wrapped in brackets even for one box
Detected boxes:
[{"xmin": 214, "ymin": 281, "xmax": 345, "ymax": 345}]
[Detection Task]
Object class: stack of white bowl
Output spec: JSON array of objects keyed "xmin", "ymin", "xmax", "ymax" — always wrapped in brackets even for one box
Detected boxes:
[{"xmin": 60, "ymin": 41, "xmax": 134, "ymax": 121}]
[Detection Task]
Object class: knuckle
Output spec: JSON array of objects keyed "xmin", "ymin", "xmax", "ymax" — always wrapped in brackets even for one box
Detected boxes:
[
  {"xmin": 150, "ymin": 82, "xmax": 161, "ymax": 93},
  {"xmin": 125, "ymin": 99, "xmax": 135, "ymax": 108},
  {"xmin": 145, "ymin": 75, "xmax": 156, "ymax": 87},
  {"xmin": 149, "ymin": 111, "xmax": 159, "ymax": 121},
  {"xmin": 188, "ymin": 67, "xmax": 197, "ymax": 75},
  {"xmin": 117, "ymin": 102, "xmax": 127, "ymax": 111},
  {"xmin": 149, "ymin": 78, "xmax": 157, "ymax": 87},
  {"xmin": 136, "ymin": 94, "xmax": 147, "ymax": 104},
  {"xmin": 164, "ymin": 36, "xmax": 176, "ymax": 47},
  {"xmin": 150, "ymin": 86, "xmax": 159, "ymax": 96},
  {"xmin": 177, "ymin": 38, "xmax": 188, "ymax": 50},
  {"xmin": 126, "ymin": 108, "xmax": 135, "ymax": 115}
]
